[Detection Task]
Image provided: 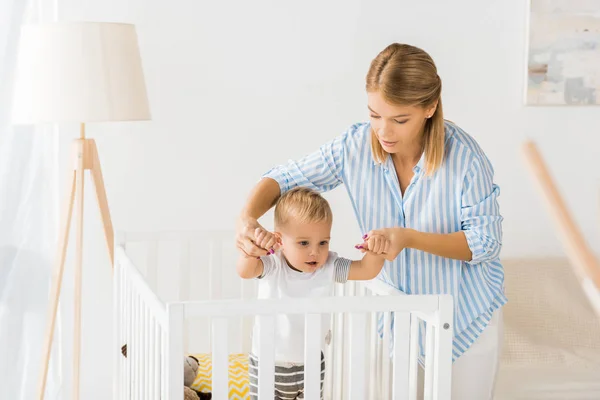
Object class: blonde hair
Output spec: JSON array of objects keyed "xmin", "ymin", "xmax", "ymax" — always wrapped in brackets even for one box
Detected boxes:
[
  {"xmin": 274, "ymin": 187, "xmax": 332, "ymax": 227},
  {"xmin": 366, "ymin": 43, "xmax": 445, "ymax": 176}
]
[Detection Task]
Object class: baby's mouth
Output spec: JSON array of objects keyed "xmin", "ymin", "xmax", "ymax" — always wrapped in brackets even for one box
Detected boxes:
[{"xmin": 306, "ymin": 261, "xmax": 318, "ymax": 266}]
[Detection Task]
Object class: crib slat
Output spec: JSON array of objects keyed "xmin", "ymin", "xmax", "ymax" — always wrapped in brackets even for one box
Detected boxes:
[
  {"xmin": 342, "ymin": 283, "xmax": 354, "ymax": 394},
  {"xmin": 257, "ymin": 315, "xmax": 275, "ymax": 399},
  {"xmin": 408, "ymin": 314, "xmax": 420, "ymax": 400},
  {"xmin": 179, "ymin": 240, "xmax": 191, "ymax": 352},
  {"xmin": 167, "ymin": 303, "xmax": 184, "ymax": 400},
  {"xmin": 126, "ymin": 274, "xmax": 132, "ymax": 400},
  {"xmin": 119, "ymin": 264, "xmax": 125, "ymax": 400},
  {"xmin": 138, "ymin": 294, "xmax": 144, "ymax": 400},
  {"xmin": 304, "ymin": 313, "xmax": 322, "ymax": 400},
  {"xmin": 161, "ymin": 329, "xmax": 166, "ymax": 400},
  {"xmin": 381, "ymin": 312, "xmax": 392, "ymax": 399},
  {"xmin": 348, "ymin": 312, "xmax": 367, "ymax": 399},
  {"xmin": 332, "ymin": 284, "xmax": 345, "ymax": 400},
  {"xmin": 324, "ymin": 311, "xmax": 334, "ymax": 400},
  {"xmin": 146, "ymin": 240, "xmax": 158, "ymax": 387},
  {"xmin": 208, "ymin": 241, "xmax": 222, "ymax": 300},
  {"xmin": 133, "ymin": 293, "xmax": 140, "ymax": 400},
  {"xmin": 212, "ymin": 317, "xmax": 229, "ymax": 399},
  {"xmin": 121, "ymin": 267, "xmax": 131, "ymax": 400},
  {"xmin": 433, "ymin": 296, "xmax": 453, "ymax": 400},
  {"xmin": 147, "ymin": 314, "xmax": 154, "ymax": 400},
  {"xmin": 112, "ymin": 260, "xmax": 121, "ymax": 400},
  {"xmin": 423, "ymin": 321, "xmax": 435, "ymax": 400},
  {"xmin": 140, "ymin": 303, "xmax": 146, "ymax": 400},
  {"xmin": 147, "ymin": 305, "xmax": 152, "ymax": 399},
  {"xmin": 177, "ymin": 242, "xmax": 190, "ymax": 294},
  {"xmin": 240, "ymin": 278, "xmax": 255, "ymax": 353},
  {"xmin": 392, "ymin": 312, "xmax": 411, "ymax": 400},
  {"xmin": 154, "ymin": 323, "xmax": 160, "ymax": 400},
  {"xmin": 368, "ymin": 307, "xmax": 379, "ymax": 400},
  {"xmin": 326, "ymin": 284, "xmax": 347, "ymax": 400},
  {"xmin": 207, "ymin": 241, "xmax": 222, "ymax": 352},
  {"xmin": 144, "ymin": 306, "xmax": 150, "ymax": 400}
]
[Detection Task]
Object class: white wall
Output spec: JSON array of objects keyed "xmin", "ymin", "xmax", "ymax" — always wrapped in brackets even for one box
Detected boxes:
[{"xmin": 53, "ymin": 0, "xmax": 600, "ymax": 398}]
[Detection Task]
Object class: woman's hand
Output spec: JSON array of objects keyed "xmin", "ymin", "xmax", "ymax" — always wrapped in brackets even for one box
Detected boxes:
[
  {"xmin": 359, "ymin": 228, "xmax": 413, "ymax": 261},
  {"xmin": 236, "ymin": 216, "xmax": 280, "ymax": 257}
]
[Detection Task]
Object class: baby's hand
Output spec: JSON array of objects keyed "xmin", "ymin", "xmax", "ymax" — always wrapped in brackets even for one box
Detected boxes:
[
  {"xmin": 253, "ymin": 227, "xmax": 279, "ymax": 255},
  {"xmin": 354, "ymin": 233, "xmax": 390, "ymax": 256}
]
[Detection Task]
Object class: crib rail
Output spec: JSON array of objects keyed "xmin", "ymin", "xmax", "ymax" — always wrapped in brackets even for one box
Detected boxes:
[
  {"xmin": 114, "ymin": 246, "xmax": 169, "ymax": 400},
  {"xmin": 167, "ymin": 294, "xmax": 452, "ymax": 400},
  {"xmin": 114, "ymin": 231, "xmax": 454, "ymax": 400}
]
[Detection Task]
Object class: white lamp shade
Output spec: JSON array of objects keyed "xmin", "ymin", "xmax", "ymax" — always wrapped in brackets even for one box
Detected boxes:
[{"xmin": 11, "ymin": 22, "xmax": 151, "ymax": 124}]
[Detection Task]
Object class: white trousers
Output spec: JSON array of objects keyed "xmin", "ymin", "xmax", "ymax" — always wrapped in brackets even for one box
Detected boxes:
[{"xmin": 418, "ymin": 308, "xmax": 504, "ymax": 400}]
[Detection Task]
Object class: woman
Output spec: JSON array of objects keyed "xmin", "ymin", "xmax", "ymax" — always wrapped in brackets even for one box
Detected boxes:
[{"xmin": 236, "ymin": 43, "xmax": 506, "ymax": 399}]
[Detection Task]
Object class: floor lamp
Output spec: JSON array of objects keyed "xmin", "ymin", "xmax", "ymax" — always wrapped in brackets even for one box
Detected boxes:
[{"xmin": 11, "ymin": 22, "xmax": 151, "ymax": 400}]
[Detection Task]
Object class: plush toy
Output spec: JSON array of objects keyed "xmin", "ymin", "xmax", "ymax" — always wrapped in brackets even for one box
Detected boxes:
[
  {"xmin": 184, "ymin": 386, "xmax": 199, "ymax": 400},
  {"xmin": 184, "ymin": 355, "xmax": 199, "ymax": 387},
  {"xmin": 184, "ymin": 355, "xmax": 212, "ymax": 399},
  {"xmin": 121, "ymin": 344, "xmax": 211, "ymax": 400}
]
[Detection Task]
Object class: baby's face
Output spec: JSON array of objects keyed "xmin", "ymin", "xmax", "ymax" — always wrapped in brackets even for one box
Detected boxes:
[{"xmin": 277, "ymin": 219, "xmax": 332, "ymax": 273}]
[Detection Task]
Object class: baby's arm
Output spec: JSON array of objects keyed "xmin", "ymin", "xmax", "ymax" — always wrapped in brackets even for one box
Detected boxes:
[
  {"xmin": 236, "ymin": 250, "xmax": 265, "ymax": 279},
  {"xmin": 347, "ymin": 234, "xmax": 389, "ymax": 281},
  {"xmin": 347, "ymin": 253, "xmax": 386, "ymax": 281}
]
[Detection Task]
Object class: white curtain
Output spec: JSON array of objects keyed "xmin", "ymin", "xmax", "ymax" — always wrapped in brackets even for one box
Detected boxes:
[{"xmin": 0, "ymin": 0, "xmax": 61, "ymax": 399}]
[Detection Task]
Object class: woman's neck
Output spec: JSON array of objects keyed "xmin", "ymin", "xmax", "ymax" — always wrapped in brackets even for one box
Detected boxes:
[{"xmin": 391, "ymin": 140, "xmax": 423, "ymax": 168}]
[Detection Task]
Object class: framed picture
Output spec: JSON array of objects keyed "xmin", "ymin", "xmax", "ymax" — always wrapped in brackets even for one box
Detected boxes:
[{"xmin": 526, "ymin": 0, "xmax": 600, "ymax": 105}]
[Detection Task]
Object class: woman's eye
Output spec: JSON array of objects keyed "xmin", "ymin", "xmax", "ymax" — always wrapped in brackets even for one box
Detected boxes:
[
  {"xmin": 394, "ymin": 119, "xmax": 409, "ymax": 124},
  {"xmin": 370, "ymin": 114, "xmax": 380, "ymax": 119}
]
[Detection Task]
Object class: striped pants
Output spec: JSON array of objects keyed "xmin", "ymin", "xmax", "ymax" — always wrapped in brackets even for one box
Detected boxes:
[{"xmin": 249, "ymin": 353, "xmax": 325, "ymax": 400}]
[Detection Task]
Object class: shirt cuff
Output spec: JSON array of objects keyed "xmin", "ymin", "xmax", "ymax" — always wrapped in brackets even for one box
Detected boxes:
[
  {"xmin": 262, "ymin": 167, "xmax": 288, "ymax": 195},
  {"xmin": 256, "ymin": 255, "xmax": 273, "ymax": 279},
  {"xmin": 463, "ymin": 229, "xmax": 490, "ymax": 264},
  {"xmin": 333, "ymin": 257, "xmax": 351, "ymax": 283}
]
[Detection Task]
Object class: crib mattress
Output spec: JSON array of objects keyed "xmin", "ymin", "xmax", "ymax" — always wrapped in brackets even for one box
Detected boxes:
[{"xmin": 190, "ymin": 353, "xmax": 250, "ymax": 399}]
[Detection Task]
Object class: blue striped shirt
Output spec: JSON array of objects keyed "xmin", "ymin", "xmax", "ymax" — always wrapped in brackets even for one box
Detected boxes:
[{"xmin": 262, "ymin": 120, "xmax": 507, "ymax": 361}]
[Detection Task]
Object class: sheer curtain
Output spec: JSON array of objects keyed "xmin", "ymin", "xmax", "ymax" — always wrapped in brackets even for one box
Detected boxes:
[{"xmin": 0, "ymin": 0, "xmax": 61, "ymax": 399}]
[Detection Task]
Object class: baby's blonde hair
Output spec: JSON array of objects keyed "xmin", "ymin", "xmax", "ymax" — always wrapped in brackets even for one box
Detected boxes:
[{"xmin": 274, "ymin": 187, "xmax": 332, "ymax": 227}]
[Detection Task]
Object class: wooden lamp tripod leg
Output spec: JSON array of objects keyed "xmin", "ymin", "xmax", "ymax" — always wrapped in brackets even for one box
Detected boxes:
[
  {"xmin": 89, "ymin": 140, "xmax": 114, "ymax": 266},
  {"xmin": 72, "ymin": 139, "xmax": 86, "ymax": 400},
  {"xmin": 36, "ymin": 164, "xmax": 77, "ymax": 400}
]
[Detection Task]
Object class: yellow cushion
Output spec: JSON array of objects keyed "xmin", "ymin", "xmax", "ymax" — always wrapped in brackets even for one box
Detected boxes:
[{"xmin": 189, "ymin": 353, "xmax": 250, "ymax": 399}]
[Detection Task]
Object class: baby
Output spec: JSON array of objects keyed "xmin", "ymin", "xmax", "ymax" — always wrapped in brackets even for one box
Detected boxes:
[{"xmin": 236, "ymin": 187, "xmax": 389, "ymax": 400}]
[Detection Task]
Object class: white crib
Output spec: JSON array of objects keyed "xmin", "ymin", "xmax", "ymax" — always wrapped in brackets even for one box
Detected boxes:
[{"xmin": 112, "ymin": 230, "xmax": 454, "ymax": 400}]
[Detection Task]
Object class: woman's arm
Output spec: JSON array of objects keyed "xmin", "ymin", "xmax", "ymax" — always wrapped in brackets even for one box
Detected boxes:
[
  {"xmin": 237, "ymin": 127, "xmax": 356, "ymax": 257},
  {"xmin": 406, "ymin": 230, "xmax": 472, "ymax": 261},
  {"xmin": 236, "ymin": 178, "xmax": 282, "ymax": 257},
  {"xmin": 369, "ymin": 155, "xmax": 502, "ymax": 264},
  {"xmin": 239, "ymin": 177, "xmax": 281, "ymax": 221},
  {"xmin": 364, "ymin": 228, "xmax": 472, "ymax": 262},
  {"xmin": 460, "ymin": 156, "xmax": 502, "ymax": 264}
]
